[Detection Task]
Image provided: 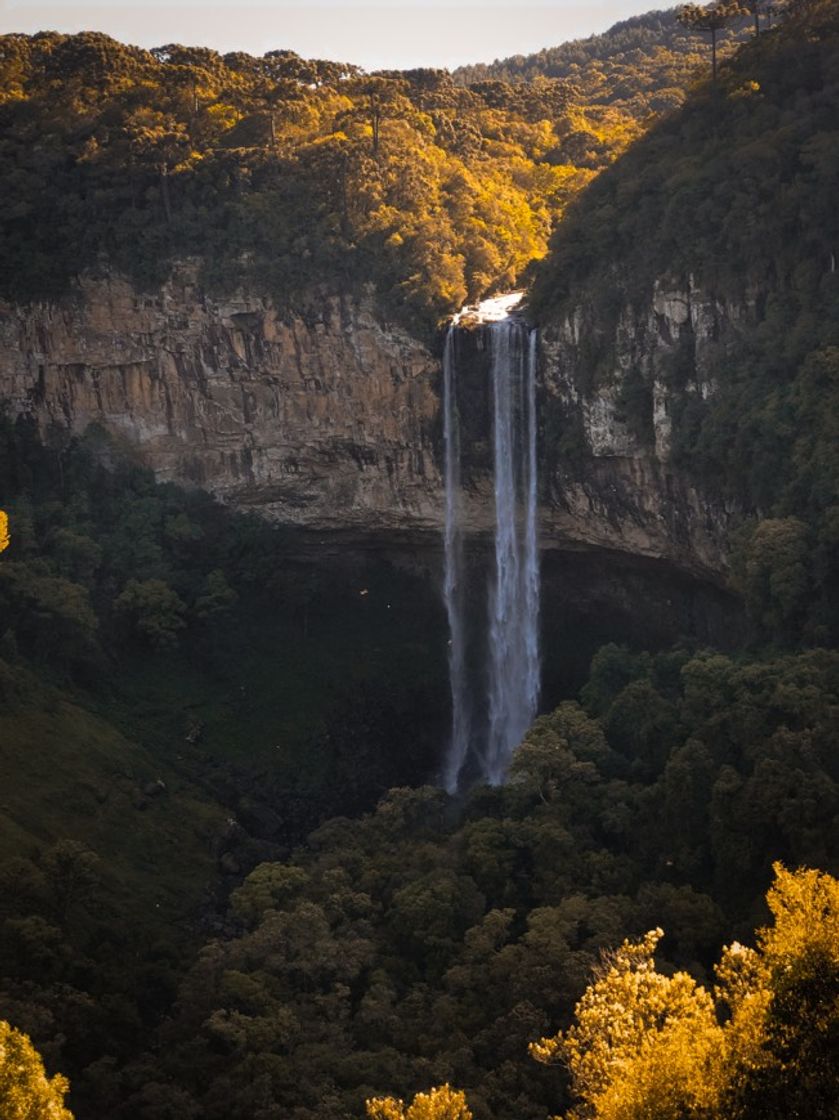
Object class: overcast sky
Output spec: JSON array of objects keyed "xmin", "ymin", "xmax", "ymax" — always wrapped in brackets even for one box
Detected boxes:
[{"xmin": 0, "ymin": 0, "xmax": 658, "ymax": 71}]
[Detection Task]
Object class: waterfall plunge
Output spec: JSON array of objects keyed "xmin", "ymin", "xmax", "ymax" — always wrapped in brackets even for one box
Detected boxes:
[
  {"xmin": 442, "ymin": 299, "xmax": 540, "ymax": 792},
  {"xmin": 442, "ymin": 328, "xmax": 472, "ymax": 793}
]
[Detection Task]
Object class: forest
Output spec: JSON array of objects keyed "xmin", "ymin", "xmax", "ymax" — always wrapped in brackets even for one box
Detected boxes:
[
  {"xmin": 1, "ymin": 0, "xmax": 839, "ymax": 1118},
  {"xmin": 0, "ymin": 5, "xmax": 750, "ymax": 334}
]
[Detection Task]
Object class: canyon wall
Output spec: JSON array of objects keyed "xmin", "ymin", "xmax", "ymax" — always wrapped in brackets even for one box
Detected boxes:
[
  {"xmin": 0, "ymin": 270, "xmax": 441, "ymax": 533},
  {"xmin": 0, "ymin": 268, "xmax": 740, "ymax": 582}
]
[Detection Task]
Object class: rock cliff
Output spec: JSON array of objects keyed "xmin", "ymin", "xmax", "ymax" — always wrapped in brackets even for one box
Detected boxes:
[
  {"xmin": 531, "ymin": 273, "xmax": 749, "ymax": 581},
  {"xmin": 0, "ymin": 269, "xmax": 441, "ymax": 532},
  {"xmin": 0, "ymin": 268, "xmax": 736, "ymax": 583}
]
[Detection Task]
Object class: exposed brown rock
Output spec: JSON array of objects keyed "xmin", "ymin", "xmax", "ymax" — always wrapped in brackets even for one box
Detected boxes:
[{"xmin": 0, "ymin": 268, "xmax": 734, "ymax": 583}]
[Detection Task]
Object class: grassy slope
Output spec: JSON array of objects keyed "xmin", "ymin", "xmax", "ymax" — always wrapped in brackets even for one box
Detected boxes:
[{"xmin": 0, "ymin": 678, "xmax": 225, "ymax": 939}]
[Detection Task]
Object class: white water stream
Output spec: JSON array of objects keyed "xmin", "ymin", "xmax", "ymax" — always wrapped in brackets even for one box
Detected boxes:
[{"xmin": 442, "ymin": 293, "xmax": 540, "ymax": 791}]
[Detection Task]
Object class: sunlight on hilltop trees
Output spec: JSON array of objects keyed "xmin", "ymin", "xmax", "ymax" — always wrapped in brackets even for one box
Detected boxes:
[
  {"xmin": 677, "ymin": 2, "xmax": 745, "ymax": 81},
  {"xmin": 0, "ymin": 21, "xmax": 739, "ymax": 330},
  {"xmin": 0, "ymin": 1020, "xmax": 73, "ymax": 1120},
  {"xmin": 532, "ymin": 863, "xmax": 839, "ymax": 1120},
  {"xmin": 0, "ymin": 510, "xmax": 8, "ymax": 553}
]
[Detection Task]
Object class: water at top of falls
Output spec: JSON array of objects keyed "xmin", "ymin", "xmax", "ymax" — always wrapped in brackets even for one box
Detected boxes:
[
  {"xmin": 440, "ymin": 293, "xmax": 541, "ymax": 792},
  {"xmin": 453, "ymin": 291, "xmax": 526, "ymax": 326}
]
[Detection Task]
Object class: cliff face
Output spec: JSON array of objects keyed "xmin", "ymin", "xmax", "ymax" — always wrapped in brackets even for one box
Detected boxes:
[
  {"xmin": 0, "ymin": 270, "xmax": 441, "ymax": 532},
  {"xmin": 533, "ymin": 273, "xmax": 749, "ymax": 580},
  {"xmin": 0, "ymin": 269, "xmax": 735, "ymax": 581}
]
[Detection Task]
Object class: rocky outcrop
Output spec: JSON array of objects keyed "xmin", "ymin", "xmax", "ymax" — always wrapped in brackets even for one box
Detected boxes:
[
  {"xmin": 532, "ymin": 274, "xmax": 752, "ymax": 580},
  {"xmin": 0, "ymin": 268, "xmax": 737, "ymax": 582},
  {"xmin": 0, "ymin": 269, "xmax": 441, "ymax": 532}
]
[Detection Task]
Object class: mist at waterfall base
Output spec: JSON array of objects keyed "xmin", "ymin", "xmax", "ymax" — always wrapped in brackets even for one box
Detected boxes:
[{"xmin": 442, "ymin": 294, "xmax": 540, "ymax": 793}]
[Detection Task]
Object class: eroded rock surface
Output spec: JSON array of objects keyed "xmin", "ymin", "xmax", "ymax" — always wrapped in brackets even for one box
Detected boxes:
[{"xmin": 0, "ymin": 270, "xmax": 741, "ymax": 582}]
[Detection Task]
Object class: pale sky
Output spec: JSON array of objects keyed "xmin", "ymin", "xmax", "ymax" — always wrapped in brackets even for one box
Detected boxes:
[{"xmin": 0, "ymin": 0, "xmax": 657, "ymax": 71}]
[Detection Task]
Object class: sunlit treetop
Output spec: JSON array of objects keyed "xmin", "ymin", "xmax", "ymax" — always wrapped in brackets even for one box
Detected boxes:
[{"xmin": 0, "ymin": 1019, "xmax": 73, "ymax": 1120}]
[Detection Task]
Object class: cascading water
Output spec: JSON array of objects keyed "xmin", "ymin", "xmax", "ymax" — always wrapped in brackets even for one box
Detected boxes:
[
  {"xmin": 442, "ymin": 294, "xmax": 540, "ymax": 791},
  {"xmin": 442, "ymin": 327, "xmax": 471, "ymax": 794},
  {"xmin": 485, "ymin": 317, "xmax": 540, "ymax": 783}
]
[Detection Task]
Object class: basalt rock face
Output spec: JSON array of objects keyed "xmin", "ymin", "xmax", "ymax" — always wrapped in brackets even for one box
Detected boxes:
[
  {"xmin": 451, "ymin": 282, "xmax": 738, "ymax": 583},
  {"xmin": 0, "ymin": 269, "xmax": 735, "ymax": 583},
  {"xmin": 0, "ymin": 270, "xmax": 441, "ymax": 533},
  {"xmin": 531, "ymin": 274, "xmax": 750, "ymax": 582}
]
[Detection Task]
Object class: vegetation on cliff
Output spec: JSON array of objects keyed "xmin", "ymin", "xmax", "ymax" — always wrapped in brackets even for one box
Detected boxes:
[
  {"xmin": 531, "ymin": 0, "xmax": 839, "ymax": 646},
  {"xmin": 455, "ymin": 8, "xmax": 749, "ymax": 118},
  {"xmin": 0, "ymin": 8, "xmax": 737, "ymax": 332}
]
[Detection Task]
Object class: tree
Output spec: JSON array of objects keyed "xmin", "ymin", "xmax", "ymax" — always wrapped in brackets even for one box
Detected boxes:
[
  {"xmin": 0, "ymin": 510, "xmax": 8, "ymax": 553},
  {"xmin": 531, "ymin": 928, "xmax": 724, "ymax": 1120},
  {"xmin": 367, "ymin": 1085, "xmax": 472, "ymax": 1120},
  {"xmin": 736, "ymin": 517, "xmax": 810, "ymax": 640},
  {"xmin": 718, "ymin": 863, "xmax": 839, "ymax": 1119},
  {"xmin": 123, "ymin": 108, "xmax": 191, "ymax": 223},
  {"xmin": 113, "ymin": 578, "xmax": 187, "ymax": 648},
  {"xmin": 341, "ymin": 76, "xmax": 412, "ymax": 155},
  {"xmin": 0, "ymin": 1019, "xmax": 73, "ymax": 1119},
  {"xmin": 533, "ymin": 865, "xmax": 839, "ymax": 1120},
  {"xmin": 195, "ymin": 569, "xmax": 238, "ymax": 619},
  {"xmin": 742, "ymin": 0, "xmax": 766, "ymax": 35},
  {"xmin": 676, "ymin": 2, "xmax": 744, "ymax": 81}
]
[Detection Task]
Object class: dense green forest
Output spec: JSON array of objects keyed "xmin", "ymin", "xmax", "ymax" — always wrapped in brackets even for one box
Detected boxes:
[
  {"xmin": 0, "ymin": 4, "xmax": 738, "ymax": 334},
  {"xmin": 2, "ymin": 1, "xmax": 839, "ymax": 1118},
  {"xmin": 455, "ymin": 8, "xmax": 749, "ymax": 116}
]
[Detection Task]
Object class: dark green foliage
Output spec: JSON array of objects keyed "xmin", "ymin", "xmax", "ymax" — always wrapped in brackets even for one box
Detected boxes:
[
  {"xmin": 0, "ymin": 414, "xmax": 447, "ymax": 798},
  {"xmin": 0, "ymin": 415, "xmax": 449, "ymax": 1116},
  {"xmin": 455, "ymin": 8, "xmax": 750, "ymax": 116},
  {"xmin": 531, "ymin": 0, "xmax": 839, "ymax": 644},
  {"xmin": 90, "ymin": 644, "xmax": 838, "ymax": 1120}
]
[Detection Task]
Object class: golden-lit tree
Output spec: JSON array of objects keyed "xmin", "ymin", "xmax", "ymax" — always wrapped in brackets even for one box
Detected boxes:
[
  {"xmin": 0, "ymin": 510, "xmax": 9, "ymax": 553},
  {"xmin": 531, "ymin": 928, "xmax": 724, "ymax": 1120},
  {"xmin": 533, "ymin": 864, "xmax": 839, "ymax": 1120},
  {"xmin": 367, "ymin": 1085, "xmax": 472, "ymax": 1120},
  {"xmin": 0, "ymin": 1020, "xmax": 73, "ymax": 1120}
]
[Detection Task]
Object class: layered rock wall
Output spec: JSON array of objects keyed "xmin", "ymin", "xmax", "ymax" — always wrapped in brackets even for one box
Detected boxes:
[
  {"xmin": 0, "ymin": 269, "xmax": 741, "ymax": 582},
  {"xmin": 534, "ymin": 274, "xmax": 753, "ymax": 578},
  {"xmin": 0, "ymin": 271, "xmax": 441, "ymax": 531}
]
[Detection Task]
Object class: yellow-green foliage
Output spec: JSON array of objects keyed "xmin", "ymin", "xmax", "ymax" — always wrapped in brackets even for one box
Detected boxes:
[
  {"xmin": 0, "ymin": 1020, "xmax": 73, "ymax": 1120},
  {"xmin": 367, "ymin": 1084, "xmax": 472, "ymax": 1120},
  {"xmin": 0, "ymin": 25, "xmax": 713, "ymax": 329},
  {"xmin": 533, "ymin": 863, "xmax": 839, "ymax": 1120},
  {"xmin": 531, "ymin": 928, "xmax": 724, "ymax": 1120}
]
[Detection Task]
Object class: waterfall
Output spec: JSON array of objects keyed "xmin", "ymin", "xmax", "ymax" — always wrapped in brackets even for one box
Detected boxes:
[
  {"xmin": 442, "ymin": 327, "xmax": 471, "ymax": 794},
  {"xmin": 441, "ymin": 296, "xmax": 540, "ymax": 791},
  {"xmin": 524, "ymin": 328, "xmax": 540, "ymax": 724},
  {"xmin": 485, "ymin": 318, "xmax": 540, "ymax": 784}
]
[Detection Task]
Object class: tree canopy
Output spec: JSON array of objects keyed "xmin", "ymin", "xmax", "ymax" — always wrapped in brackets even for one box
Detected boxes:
[{"xmin": 0, "ymin": 1020, "xmax": 73, "ymax": 1120}]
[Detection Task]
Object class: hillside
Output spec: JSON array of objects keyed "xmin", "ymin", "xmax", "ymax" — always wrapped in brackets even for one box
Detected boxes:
[
  {"xmin": 1, "ymin": 4, "xmax": 839, "ymax": 1119},
  {"xmin": 0, "ymin": 13, "xmax": 735, "ymax": 336},
  {"xmin": 530, "ymin": 0, "xmax": 839, "ymax": 647},
  {"xmin": 455, "ymin": 7, "xmax": 750, "ymax": 117}
]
